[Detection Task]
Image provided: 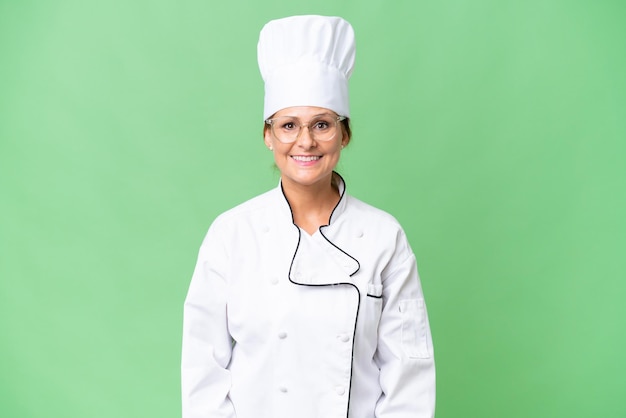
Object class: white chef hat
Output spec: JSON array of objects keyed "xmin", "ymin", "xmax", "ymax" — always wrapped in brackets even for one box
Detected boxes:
[{"xmin": 258, "ymin": 15, "xmax": 356, "ymax": 120}]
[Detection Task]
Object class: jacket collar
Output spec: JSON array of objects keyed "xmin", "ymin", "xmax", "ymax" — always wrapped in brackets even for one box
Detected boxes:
[
  {"xmin": 278, "ymin": 171, "xmax": 348, "ymax": 227},
  {"xmin": 279, "ymin": 171, "xmax": 360, "ymax": 282}
]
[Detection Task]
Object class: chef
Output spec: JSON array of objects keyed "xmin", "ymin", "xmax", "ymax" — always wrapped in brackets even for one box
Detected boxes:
[{"xmin": 181, "ymin": 15, "xmax": 436, "ymax": 418}]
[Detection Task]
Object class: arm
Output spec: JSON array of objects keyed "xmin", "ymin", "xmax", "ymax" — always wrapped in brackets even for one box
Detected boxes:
[
  {"xmin": 374, "ymin": 235, "xmax": 436, "ymax": 417},
  {"xmin": 181, "ymin": 222, "xmax": 236, "ymax": 418}
]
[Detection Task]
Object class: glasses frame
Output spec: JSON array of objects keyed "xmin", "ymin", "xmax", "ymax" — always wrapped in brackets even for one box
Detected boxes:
[{"xmin": 265, "ymin": 115, "xmax": 347, "ymax": 144}]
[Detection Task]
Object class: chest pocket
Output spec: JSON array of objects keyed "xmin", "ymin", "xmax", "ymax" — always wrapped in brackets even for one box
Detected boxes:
[
  {"xmin": 367, "ymin": 283, "xmax": 382, "ymax": 299},
  {"xmin": 399, "ymin": 298, "xmax": 431, "ymax": 359},
  {"xmin": 361, "ymin": 283, "xmax": 383, "ymax": 351}
]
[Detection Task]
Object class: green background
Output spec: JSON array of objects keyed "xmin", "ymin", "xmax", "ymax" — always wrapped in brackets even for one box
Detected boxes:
[{"xmin": 1, "ymin": 0, "xmax": 624, "ymax": 417}]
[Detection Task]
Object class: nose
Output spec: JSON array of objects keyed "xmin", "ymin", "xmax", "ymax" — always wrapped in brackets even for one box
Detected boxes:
[{"xmin": 296, "ymin": 125, "xmax": 315, "ymax": 148}]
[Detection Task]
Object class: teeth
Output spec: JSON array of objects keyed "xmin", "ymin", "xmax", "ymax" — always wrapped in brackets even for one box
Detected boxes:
[{"xmin": 292, "ymin": 155, "xmax": 320, "ymax": 162}]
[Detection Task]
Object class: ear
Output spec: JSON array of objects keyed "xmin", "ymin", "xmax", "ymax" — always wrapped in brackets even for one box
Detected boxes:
[
  {"xmin": 341, "ymin": 128, "xmax": 351, "ymax": 148},
  {"xmin": 263, "ymin": 128, "xmax": 273, "ymax": 149}
]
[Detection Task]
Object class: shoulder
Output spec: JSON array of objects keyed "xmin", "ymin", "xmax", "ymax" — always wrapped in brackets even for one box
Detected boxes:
[
  {"xmin": 341, "ymin": 194, "xmax": 414, "ymax": 259},
  {"xmin": 344, "ymin": 194, "xmax": 403, "ymax": 230},
  {"xmin": 212, "ymin": 187, "xmax": 281, "ymax": 226},
  {"xmin": 205, "ymin": 188, "xmax": 293, "ymax": 247},
  {"xmin": 216, "ymin": 188, "xmax": 279, "ymax": 220}
]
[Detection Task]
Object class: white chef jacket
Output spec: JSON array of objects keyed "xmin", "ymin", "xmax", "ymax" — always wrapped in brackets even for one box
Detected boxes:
[{"xmin": 182, "ymin": 173, "xmax": 435, "ymax": 418}]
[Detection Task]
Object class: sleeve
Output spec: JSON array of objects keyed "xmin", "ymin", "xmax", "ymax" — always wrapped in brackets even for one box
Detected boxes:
[
  {"xmin": 374, "ymin": 231, "xmax": 436, "ymax": 418},
  {"xmin": 181, "ymin": 221, "xmax": 237, "ymax": 418}
]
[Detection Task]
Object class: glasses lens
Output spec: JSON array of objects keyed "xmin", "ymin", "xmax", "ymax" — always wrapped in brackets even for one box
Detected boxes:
[
  {"xmin": 309, "ymin": 116, "xmax": 339, "ymax": 141},
  {"xmin": 271, "ymin": 117, "xmax": 299, "ymax": 143},
  {"xmin": 270, "ymin": 116, "xmax": 340, "ymax": 143}
]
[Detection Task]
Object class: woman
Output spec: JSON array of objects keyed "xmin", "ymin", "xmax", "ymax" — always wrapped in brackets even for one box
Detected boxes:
[{"xmin": 182, "ymin": 15, "xmax": 435, "ymax": 418}]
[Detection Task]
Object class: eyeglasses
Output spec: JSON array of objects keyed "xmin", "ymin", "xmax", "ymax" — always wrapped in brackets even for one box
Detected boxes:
[{"xmin": 265, "ymin": 114, "xmax": 346, "ymax": 144}]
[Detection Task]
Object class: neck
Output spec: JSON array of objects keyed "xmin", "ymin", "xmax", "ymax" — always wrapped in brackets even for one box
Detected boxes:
[{"xmin": 281, "ymin": 173, "xmax": 340, "ymax": 233}]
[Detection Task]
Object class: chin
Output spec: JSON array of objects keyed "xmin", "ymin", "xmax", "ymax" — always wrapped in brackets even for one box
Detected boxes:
[{"xmin": 284, "ymin": 172, "xmax": 332, "ymax": 187}]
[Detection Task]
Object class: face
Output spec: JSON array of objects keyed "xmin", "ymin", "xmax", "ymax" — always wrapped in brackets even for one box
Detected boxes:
[{"xmin": 264, "ymin": 106, "xmax": 349, "ymax": 189}]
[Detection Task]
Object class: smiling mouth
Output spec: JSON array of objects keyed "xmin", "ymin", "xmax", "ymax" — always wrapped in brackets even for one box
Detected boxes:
[{"xmin": 291, "ymin": 155, "xmax": 321, "ymax": 162}]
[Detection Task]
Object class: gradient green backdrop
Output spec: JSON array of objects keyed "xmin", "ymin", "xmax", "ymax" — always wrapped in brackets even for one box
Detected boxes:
[{"xmin": 1, "ymin": 1, "xmax": 625, "ymax": 417}]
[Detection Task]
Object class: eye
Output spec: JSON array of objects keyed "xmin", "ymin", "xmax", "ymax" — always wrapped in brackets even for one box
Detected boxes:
[
  {"xmin": 312, "ymin": 120, "xmax": 331, "ymax": 130},
  {"xmin": 280, "ymin": 121, "xmax": 297, "ymax": 131}
]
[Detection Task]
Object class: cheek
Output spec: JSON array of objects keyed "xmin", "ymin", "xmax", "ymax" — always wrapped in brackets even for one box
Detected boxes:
[
  {"xmin": 324, "ymin": 147, "xmax": 342, "ymax": 165},
  {"xmin": 329, "ymin": 142, "xmax": 344, "ymax": 156}
]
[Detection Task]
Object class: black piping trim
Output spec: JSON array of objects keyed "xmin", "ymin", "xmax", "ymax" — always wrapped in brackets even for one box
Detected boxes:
[
  {"xmin": 366, "ymin": 293, "xmax": 383, "ymax": 299},
  {"xmin": 328, "ymin": 171, "xmax": 346, "ymax": 223},
  {"xmin": 319, "ymin": 172, "xmax": 360, "ymax": 277},
  {"xmin": 280, "ymin": 174, "xmax": 361, "ymax": 418}
]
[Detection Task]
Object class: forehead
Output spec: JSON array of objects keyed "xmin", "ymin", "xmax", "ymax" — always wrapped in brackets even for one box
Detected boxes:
[{"xmin": 272, "ymin": 106, "xmax": 336, "ymax": 119}]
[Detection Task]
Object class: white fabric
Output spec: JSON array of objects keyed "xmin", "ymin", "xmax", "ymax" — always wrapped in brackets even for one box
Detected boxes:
[
  {"xmin": 258, "ymin": 15, "xmax": 356, "ymax": 120},
  {"xmin": 181, "ymin": 176, "xmax": 436, "ymax": 418}
]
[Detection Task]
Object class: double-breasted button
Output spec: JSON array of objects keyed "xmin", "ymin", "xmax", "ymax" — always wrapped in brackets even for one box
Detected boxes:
[
  {"xmin": 337, "ymin": 334, "xmax": 350, "ymax": 343},
  {"xmin": 279, "ymin": 386, "xmax": 288, "ymax": 393},
  {"xmin": 335, "ymin": 386, "xmax": 346, "ymax": 396},
  {"xmin": 270, "ymin": 277, "xmax": 279, "ymax": 285},
  {"xmin": 278, "ymin": 332, "xmax": 288, "ymax": 339}
]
